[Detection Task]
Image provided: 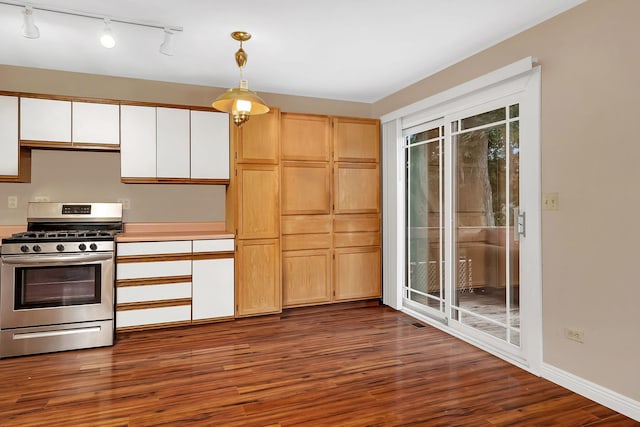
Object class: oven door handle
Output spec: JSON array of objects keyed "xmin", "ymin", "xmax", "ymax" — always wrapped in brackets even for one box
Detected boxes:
[{"xmin": 1, "ymin": 253, "xmax": 113, "ymax": 265}]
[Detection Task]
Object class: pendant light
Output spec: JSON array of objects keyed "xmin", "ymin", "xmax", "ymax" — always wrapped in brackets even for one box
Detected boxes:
[{"xmin": 212, "ymin": 31, "xmax": 269, "ymax": 127}]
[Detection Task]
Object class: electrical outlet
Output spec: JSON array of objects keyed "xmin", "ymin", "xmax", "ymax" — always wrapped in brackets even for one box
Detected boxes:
[
  {"xmin": 564, "ymin": 328, "xmax": 584, "ymax": 343},
  {"xmin": 34, "ymin": 196, "xmax": 50, "ymax": 202},
  {"xmin": 117, "ymin": 198, "xmax": 131, "ymax": 210},
  {"xmin": 8, "ymin": 196, "xmax": 18, "ymax": 209},
  {"xmin": 542, "ymin": 192, "xmax": 559, "ymax": 210}
]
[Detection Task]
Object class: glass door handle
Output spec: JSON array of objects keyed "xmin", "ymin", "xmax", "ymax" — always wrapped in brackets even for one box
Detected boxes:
[{"xmin": 514, "ymin": 208, "xmax": 526, "ymax": 240}]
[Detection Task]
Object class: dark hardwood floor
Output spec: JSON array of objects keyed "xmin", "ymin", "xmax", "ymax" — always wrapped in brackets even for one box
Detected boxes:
[{"xmin": 0, "ymin": 302, "xmax": 636, "ymax": 426}]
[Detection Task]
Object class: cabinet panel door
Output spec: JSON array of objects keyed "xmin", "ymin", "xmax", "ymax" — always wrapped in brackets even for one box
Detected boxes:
[
  {"xmin": 281, "ymin": 161, "xmax": 330, "ymax": 215},
  {"xmin": 192, "ymin": 258, "xmax": 234, "ymax": 319},
  {"xmin": 236, "ymin": 239, "xmax": 281, "ymax": 316},
  {"xmin": 157, "ymin": 107, "xmax": 190, "ymax": 179},
  {"xmin": 120, "ymin": 105, "xmax": 157, "ymax": 178},
  {"xmin": 72, "ymin": 102, "xmax": 120, "ymax": 145},
  {"xmin": 20, "ymin": 97, "xmax": 71, "ymax": 142},
  {"xmin": 283, "ymin": 249, "xmax": 331, "ymax": 307},
  {"xmin": 0, "ymin": 96, "xmax": 18, "ymax": 176},
  {"xmin": 191, "ymin": 111, "xmax": 230, "ymax": 180},
  {"xmin": 237, "ymin": 108, "xmax": 279, "ymax": 164},
  {"xmin": 117, "ymin": 240, "xmax": 191, "ymax": 256},
  {"xmin": 333, "ymin": 163, "xmax": 380, "ymax": 214},
  {"xmin": 281, "ymin": 113, "xmax": 330, "ymax": 161},
  {"xmin": 237, "ymin": 164, "xmax": 279, "ymax": 239},
  {"xmin": 334, "ymin": 246, "xmax": 381, "ymax": 301},
  {"xmin": 333, "ymin": 117, "xmax": 380, "ymax": 163}
]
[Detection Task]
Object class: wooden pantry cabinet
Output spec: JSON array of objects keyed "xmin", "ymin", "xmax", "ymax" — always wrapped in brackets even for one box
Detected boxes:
[
  {"xmin": 279, "ymin": 113, "xmax": 381, "ymax": 308},
  {"xmin": 227, "ymin": 108, "xmax": 282, "ymax": 317}
]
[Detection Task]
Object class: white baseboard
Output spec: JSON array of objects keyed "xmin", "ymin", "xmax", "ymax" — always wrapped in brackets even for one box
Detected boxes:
[{"xmin": 542, "ymin": 363, "xmax": 640, "ymax": 422}]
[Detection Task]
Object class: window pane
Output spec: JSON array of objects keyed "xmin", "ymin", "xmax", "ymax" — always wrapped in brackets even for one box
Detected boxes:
[
  {"xmin": 509, "ymin": 104, "xmax": 519, "ymax": 118},
  {"xmin": 461, "ymin": 107, "xmax": 506, "ymax": 130}
]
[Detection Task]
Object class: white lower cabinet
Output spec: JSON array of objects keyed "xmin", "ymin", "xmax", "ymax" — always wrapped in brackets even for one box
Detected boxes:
[
  {"xmin": 192, "ymin": 257, "xmax": 234, "ymax": 320},
  {"xmin": 116, "ymin": 238, "xmax": 234, "ymax": 331}
]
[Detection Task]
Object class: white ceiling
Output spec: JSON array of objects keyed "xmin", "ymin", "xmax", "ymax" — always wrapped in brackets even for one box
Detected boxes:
[{"xmin": 0, "ymin": 0, "xmax": 586, "ymax": 103}]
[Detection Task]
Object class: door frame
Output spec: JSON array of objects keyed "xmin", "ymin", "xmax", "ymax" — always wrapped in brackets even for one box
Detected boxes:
[{"xmin": 381, "ymin": 59, "xmax": 542, "ymax": 374}]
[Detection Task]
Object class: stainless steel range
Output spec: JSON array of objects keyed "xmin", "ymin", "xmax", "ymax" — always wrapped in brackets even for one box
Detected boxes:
[{"xmin": 0, "ymin": 202, "xmax": 122, "ymax": 358}]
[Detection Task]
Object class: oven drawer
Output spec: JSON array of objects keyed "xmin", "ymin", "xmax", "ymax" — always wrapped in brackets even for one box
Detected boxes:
[
  {"xmin": 0, "ymin": 320, "xmax": 114, "ymax": 358},
  {"xmin": 116, "ymin": 260, "xmax": 191, "ymax": 280}
]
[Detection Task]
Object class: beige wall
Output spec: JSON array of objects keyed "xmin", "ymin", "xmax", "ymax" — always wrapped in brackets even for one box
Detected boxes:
[
  {"xmin": 374, "ymin": 0, "xmax": 640, "ymax": 402},
  {"xmin": 0, "ymin": 65, "xmax": 372, "ymax": 226}
]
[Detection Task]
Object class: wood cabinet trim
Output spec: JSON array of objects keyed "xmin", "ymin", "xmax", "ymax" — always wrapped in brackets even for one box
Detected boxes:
[
  {"xmin": 116, "ymin": 298, "xmax": 192, "ymax": 311},
  {"xmin": 192, "ymin": 251, "xmax": 235, "ymax": 260},
  {"xmin": 116, "ymin": 320, "xmax": 192, "ymax": 333},
  {"xmin": 116, "ymin": 275, "xmax": 192, "ymax": 287},
  {"xmin": 116, "ymin": 254, "xmax": 193, "ymax": 263}
]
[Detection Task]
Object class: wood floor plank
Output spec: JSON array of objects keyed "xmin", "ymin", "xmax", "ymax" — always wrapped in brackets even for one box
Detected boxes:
[{"xmin": 0, "ymin": 302, "xmax": 636, "ymax": 426}]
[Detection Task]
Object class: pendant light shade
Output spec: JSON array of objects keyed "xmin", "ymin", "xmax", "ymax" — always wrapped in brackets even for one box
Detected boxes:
[{"xmin": 212, "ymin": 31, "xmax": 269, "ymax": 127}]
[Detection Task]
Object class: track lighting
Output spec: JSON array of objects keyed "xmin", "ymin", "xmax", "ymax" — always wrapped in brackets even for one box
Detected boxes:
[
  {"xmin": 100, "ymin": 18, "xmax": 116, "ymax": 49},
  {"xmin": 21, "ymin": 5, "xmax": 39, "ymax": 39},
  {"xmin": 159, "ymin": 28, "xmax": 174, "ymax": 56},
  {"xmin": 1, "ymin": 1, "xmax": 182, "ymax": 54}
]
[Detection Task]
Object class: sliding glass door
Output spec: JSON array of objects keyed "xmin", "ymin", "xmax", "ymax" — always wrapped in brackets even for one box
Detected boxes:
[{"xmin": 404, "ymin": 97, "xmax": 526, "ymax": 359}]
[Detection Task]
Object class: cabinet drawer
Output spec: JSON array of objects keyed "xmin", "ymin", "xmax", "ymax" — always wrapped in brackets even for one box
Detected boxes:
[
  {"xmin": 117, "ymin": 282, "xmax": 192, "ymax": 304},
  {"xmin": 116, "ymin": 260, "xmax": 191, "ymax": 280},
  {"xmin": 192, "ymin": 239, "xmax": 234, "ymax": 253},
  {"xmin": 117, "ymin": 241, "xmax": 192, "ymax": 256},
  {"xmin": 333, "ymin": 214, "xmax": 380, "ymax": 233},
  {"xmin": 282, "ymin": 233, "xmax": 332, "ymax": 251},
  {"xmin": 334, "ymin": 231, "xmax": 381, "ymax": 248},
  {"xmin": 116, "ymin": 305, "xmax": 192, "ymax": 329},
  {"xmin": 281, "ymin": 215, "xmax": 332, "ymax": 235}
]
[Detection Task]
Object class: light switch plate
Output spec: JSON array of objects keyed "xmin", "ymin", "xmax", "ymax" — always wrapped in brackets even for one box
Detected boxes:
[{"xmin": 542, "ymin": 192, "xmax": 559, "ymax": 210}]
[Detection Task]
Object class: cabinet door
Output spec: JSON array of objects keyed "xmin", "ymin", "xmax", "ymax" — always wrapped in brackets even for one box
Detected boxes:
[
  {"xmin": 72, "ymin": 101, "xmax": 120, "ymax": 146},
  {"xmin": 236, "ymin": 108, "xmax": 279, "ymax": 164},
  {"xmin": 333, "ymin": 163, "xmax": 380, "ymax": 214},
  {"xmin": 156, "ymin": 107, "xmax": 190, "ymax": 179},
  {"xmin": 281, "ymin": 161, "xmax": 330, "ymax": 215},
  {"xmin": 283, "ymin": 249, "xmax": 331, "ymax": 307},
  {"xmin": 333, "ymin": 117, "xmax": 380, "ymax": 163},
  {"xmin": 120, "ymin": 105, "xmax": 157, "ymax": 179},
  {"xmin": 334, "ymin": 246, "xmax": 381, "ymax": 301},
  {"xmin": 281, "ymin": 113, "xmax": 330, "ymax": 161},
  {"xmin": 236, "ymin": 239, "xmax": 281, "ymax": 316},
  {"xmin": 192, "ymin": 257, "xmax": 234, "ymax": 320},
  {"xmin": 191, "ymin": 110, "xmax": 230, "ymax": 180},
  {"xmin": 0, "ymin": 96, "xmax": 19, "ymax": 176},
  {"xmin": 236, "ymin": 164, "xmax": 279, "ymax": 239},
  {"xmin": 20, "ymin": 97, "xmax": 71, "ymax": 143}
]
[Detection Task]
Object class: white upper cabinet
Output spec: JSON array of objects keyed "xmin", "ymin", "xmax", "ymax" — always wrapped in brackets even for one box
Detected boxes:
[
  {"xmin": 191, "ymin": 111, "xmax": 230, "ymax": 180},
  {"xmin": 20, "ymin": 97, "xmax": 71, "ymax": 142},
  {"xmin": 0, "ymin": 95, "xmax": 19, "ymax": 176},
  {"xmin": 120, "ymin": 105, "xmax": 157, "ymax": 178},
  {"xmin": 72, "ymin": 101, "xmax": 120, "ymax": 146},
  {"xmin": 157, "ymin": 107, "xmax": 190, "ymax": 179}
]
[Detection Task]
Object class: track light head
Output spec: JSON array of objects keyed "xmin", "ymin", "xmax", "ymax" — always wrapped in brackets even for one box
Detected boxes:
[
  {"xmin": 100, "ymin": 18, "xmax": 116, "ymax": 48},
  {"xmin": 22, "ymin": 6, "xmax": 40, "ymax": 39},
  {"xmin": 159, "ymin": 27, "xmax": 174, "ymax": 56}
]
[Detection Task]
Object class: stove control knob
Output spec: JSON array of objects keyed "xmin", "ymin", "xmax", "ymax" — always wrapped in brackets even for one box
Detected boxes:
[
  {"xmin": 20, "ymin": 245, "xmax": 29, "ymax": 253},
  {"xmin": 33, "ymin": 245, "xmax": 42, "ymax": 253},
  {"xmin": 79, "ymin": 243, "xmax": 87, "ymax": 251},
  {"xmin": 56, "ymin": 244, "xmax": 65, "ymax": 252},
  {"xmin": 90, "ymin": 243, "xmax": 98, "ymax": 251}
]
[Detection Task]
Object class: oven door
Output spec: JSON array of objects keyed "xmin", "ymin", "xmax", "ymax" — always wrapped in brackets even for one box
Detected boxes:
[{"xmin": 0, "ymin": 252, "xmax": 114, "ymax": 329}]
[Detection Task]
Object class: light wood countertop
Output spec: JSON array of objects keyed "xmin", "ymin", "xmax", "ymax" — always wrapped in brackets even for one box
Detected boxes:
[
  {"xmin": 0, "ymin": 225, "xmax": 26, "ymax": 240},
  {"xmin": 116, "ymin": 222, "xmax": 234, "ymax": 242}
]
